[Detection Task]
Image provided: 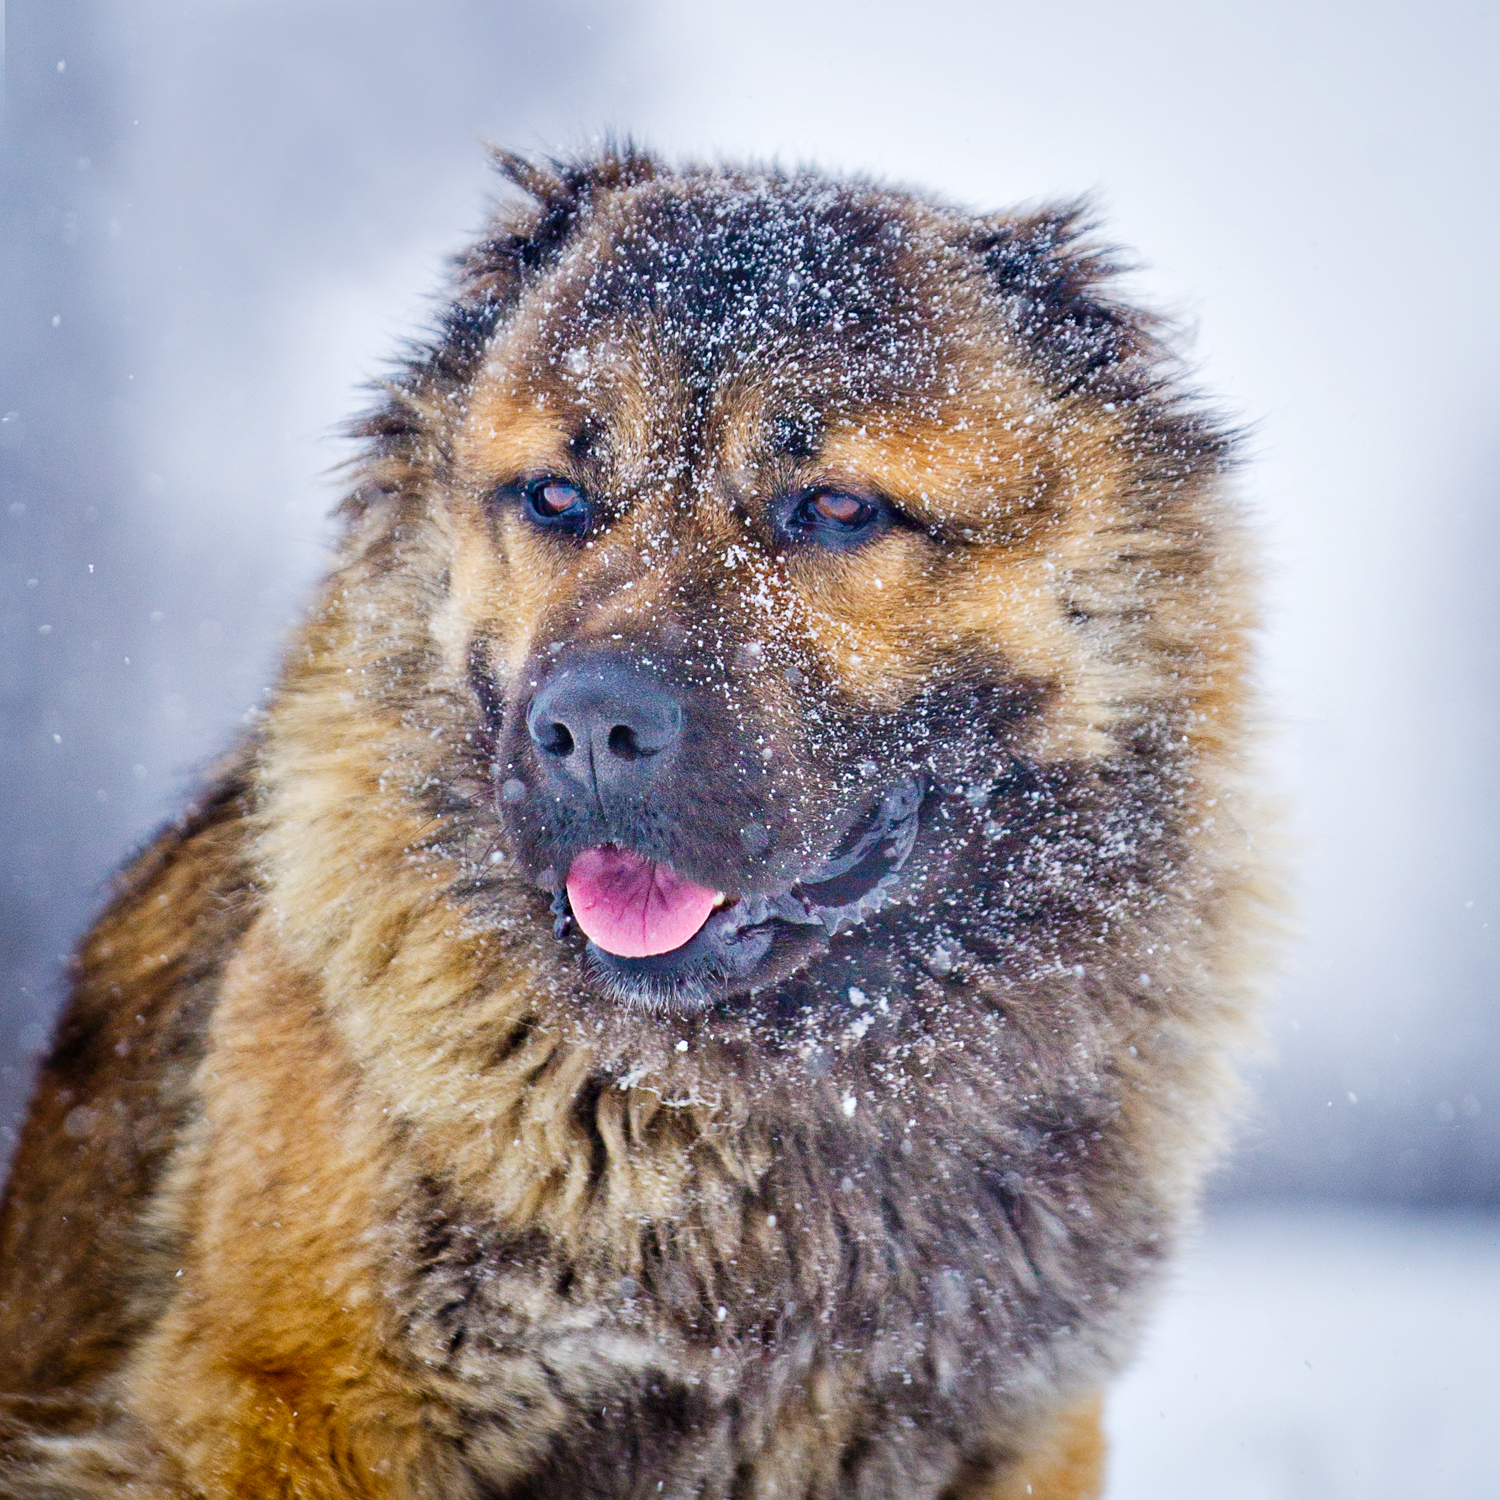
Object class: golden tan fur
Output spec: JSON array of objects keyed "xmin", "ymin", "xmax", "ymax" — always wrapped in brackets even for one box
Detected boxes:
[{"xmin": 0, "ymin": 149, "xmax": 1265, "ymax": 1498}]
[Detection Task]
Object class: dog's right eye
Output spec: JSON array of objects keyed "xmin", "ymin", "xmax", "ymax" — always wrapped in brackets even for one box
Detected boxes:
[{"xmin": 520, "ymin": 477, "xmax": 591, "ymax": 535}]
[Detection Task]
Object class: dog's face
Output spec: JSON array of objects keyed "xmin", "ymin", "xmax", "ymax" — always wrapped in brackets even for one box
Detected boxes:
[{"xmin": 324, "ymin": 161, "xmax": 1234, "ymax": 1024}]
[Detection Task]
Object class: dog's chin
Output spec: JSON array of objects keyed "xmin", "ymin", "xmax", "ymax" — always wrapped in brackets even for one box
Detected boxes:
[
  {"xmin": 571, "ymin": 778, "xmax": 928, "ymax": 1013},
  {"xmin": 581, "ymin": 915, "xmax": 821, "ymax": 1013},
  {"xmin": 582, "ymin": 924, "xmax": 775, "ymax": 1014}
]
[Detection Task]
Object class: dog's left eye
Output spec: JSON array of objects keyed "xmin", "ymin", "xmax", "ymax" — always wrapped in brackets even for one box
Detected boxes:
[
  {"xmin": 784, "ymin": 488, "xmax": 885, "ymax": 548},
  {"xmin": 521, "ymin": 477, "xmax": 591, "ymax": 534}
]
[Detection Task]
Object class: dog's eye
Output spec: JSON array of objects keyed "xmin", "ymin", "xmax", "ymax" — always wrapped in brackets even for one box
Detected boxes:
[
  {"xmin": 522, "ymin": 477, "xmax": 591, "ymax": 534},
  {"xmin": 784, "ymin": 488, "xmax": 884, "ymax": 548},
  {"xmin": 807, "ymin": 491, "xmax": 868, "ymax": 526}
]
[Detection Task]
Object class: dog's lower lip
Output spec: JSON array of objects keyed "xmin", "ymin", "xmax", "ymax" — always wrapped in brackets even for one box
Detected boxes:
[{"xmin": 558, "ymin": 778, "xmax": 928, "ymax": 989}]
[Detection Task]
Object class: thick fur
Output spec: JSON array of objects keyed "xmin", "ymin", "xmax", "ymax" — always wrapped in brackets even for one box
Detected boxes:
[{"xmin": 0, "ymin": 149, "xmax": 1264, "ymax": 1499}]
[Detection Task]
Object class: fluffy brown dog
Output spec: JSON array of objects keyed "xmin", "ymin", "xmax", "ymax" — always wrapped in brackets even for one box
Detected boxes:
[{"xmin": 0, "ymin": 148, "xmax": 1262, "ymax": 1499}]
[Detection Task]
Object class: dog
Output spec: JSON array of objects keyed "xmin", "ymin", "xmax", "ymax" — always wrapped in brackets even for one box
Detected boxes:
[{"xmin": 0, "ymin": 147, "xmax": 1262, "ymax": 1499}]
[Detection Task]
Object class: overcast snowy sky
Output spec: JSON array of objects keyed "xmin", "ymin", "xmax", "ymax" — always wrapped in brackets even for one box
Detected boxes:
[{"xmin": 2, "ymin": 0, "xmax": 1497, "ymax": 1204}]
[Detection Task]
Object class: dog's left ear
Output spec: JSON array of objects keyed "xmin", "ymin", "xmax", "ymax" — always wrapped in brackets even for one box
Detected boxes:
[{"xmin": 967, "ymin": 203, "xmax": 1148, "ymax": 396}]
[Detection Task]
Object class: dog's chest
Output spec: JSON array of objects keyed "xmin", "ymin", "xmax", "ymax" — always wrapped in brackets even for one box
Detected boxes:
[
  {"xmin": 395, "ymin": 1269, "xmax": 970, "ymax": 1499},
  {"xmin": 387, "ymin": 1179, "xmax": 1092, "ymax": 1499}
]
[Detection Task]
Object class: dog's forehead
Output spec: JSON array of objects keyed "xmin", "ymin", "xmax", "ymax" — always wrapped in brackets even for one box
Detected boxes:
[{"xmin": 485, "ymin": 181, "xmax": 988, "ymax": 451}]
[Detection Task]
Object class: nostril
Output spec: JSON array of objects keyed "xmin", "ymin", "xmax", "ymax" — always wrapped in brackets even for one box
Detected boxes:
[
  {"xmin": 606, "ymin": 724, "xmax": 644, "ymax": 760},
  {"xmin": 527, "ymin": 661, "xmax": 682, "ymax": 779},
  {"xmin": 538, "ymin": 721, "xmax": 575, "ymax": 758}
]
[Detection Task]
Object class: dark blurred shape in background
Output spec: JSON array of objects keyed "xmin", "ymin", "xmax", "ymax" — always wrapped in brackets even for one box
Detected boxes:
[{"xmin": 3, "ymin": 0, "xmax": 1498, "ymax": 1210}]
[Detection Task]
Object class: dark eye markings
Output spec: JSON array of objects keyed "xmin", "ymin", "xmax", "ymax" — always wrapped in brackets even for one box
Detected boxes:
[
  {"xmin": 497, "ymin": 476, "xmax": 592, "ymax": 536},
  {"xmin": 497, "ymin": 477, "xmax": 897, "ymax": 549},
  {"xmin": 781, "ymin": 487, "xmax": 888, "ymax": 549}
]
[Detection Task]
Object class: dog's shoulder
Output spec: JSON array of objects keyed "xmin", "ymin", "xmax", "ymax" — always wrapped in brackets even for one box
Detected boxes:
[{"xmin": 0, "ymin": 745, "xmax": 260, "ymax": 1392}]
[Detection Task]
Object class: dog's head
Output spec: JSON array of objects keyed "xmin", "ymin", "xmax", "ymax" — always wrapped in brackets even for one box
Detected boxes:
[{"xmin": 305, "ymin": 150, "xmax": 1242, "ymax": 1024}]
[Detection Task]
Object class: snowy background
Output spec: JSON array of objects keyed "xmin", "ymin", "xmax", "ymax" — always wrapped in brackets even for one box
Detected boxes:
[{"xmin": 2, "ymin": 1, "xmax": 1497, "ymax": 1491}]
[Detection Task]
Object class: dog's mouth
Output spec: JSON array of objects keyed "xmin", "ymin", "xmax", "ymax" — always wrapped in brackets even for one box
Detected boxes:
[
  {"xmin": 565, "ymin": 848, "xmax": 728, "ymax": 959},
  {"xmin": 550, "ymin": 778, "xmax": 926, "ymax": 1004}
]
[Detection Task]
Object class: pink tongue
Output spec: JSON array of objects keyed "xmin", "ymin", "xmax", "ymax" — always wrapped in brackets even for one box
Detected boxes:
[{"xmin": 565, "ymin": 847, "xmax": 720, "ymax": 958}]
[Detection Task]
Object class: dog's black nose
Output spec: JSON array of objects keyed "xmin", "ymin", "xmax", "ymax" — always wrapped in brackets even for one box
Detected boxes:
[{"xmin": 527, "ymin": 659, "xmax": 683, "ymax": 794}]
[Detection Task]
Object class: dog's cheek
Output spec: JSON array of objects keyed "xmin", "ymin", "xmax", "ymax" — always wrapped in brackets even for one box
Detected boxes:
[
  {"xmin": 426, "ymin": 520, "xmax": 538, "ymax": 693},
  {"xmin": 782, "ymin": 540, "xmax": 956, "ymax": 711}
]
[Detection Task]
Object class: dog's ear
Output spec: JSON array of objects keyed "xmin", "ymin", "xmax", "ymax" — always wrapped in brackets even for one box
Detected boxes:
[
  {"xmin": 430, "ymin": 143, "xmax": 660, "ymax": 382},
  {"xmin": 462, "ymin": 142, "xmax": 660, "ymax": 304},
  {"xmin": 968, "ymin": 204, "xmax": 1147, "ymax": 397},
  {"xmin": 342, "ymin": 145, "xmax": 659, "ymax": 515}
]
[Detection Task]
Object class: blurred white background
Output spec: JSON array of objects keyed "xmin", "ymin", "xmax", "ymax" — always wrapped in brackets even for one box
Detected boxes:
[{"xmin": 3, "ymin": 1, "xmax": 1497, "ymax": 1492}]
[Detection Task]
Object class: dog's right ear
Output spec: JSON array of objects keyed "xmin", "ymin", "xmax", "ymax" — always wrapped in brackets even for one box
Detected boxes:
[
  {"xmin": 341, "ymin": 145, "xmax": 661, "ymax": 517},
  {"xmin": 462, "ymin": 142, "xmax": 660, "ymax": 303},
  {"xmin": 422, "ymin": 144, "xmax": 660, "ymax": 384}
]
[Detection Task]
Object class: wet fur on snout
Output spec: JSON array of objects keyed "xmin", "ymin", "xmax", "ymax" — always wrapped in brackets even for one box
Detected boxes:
[{"xmin": 0, "ymin": 147, "xmax": 1267, "ymax": 1500}]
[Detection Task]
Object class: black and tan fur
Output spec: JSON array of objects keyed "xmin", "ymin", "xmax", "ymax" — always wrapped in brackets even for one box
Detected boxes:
[{"xmin": 0, "ymin": 148, "xmax": 1263, "ymax": 1498}]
